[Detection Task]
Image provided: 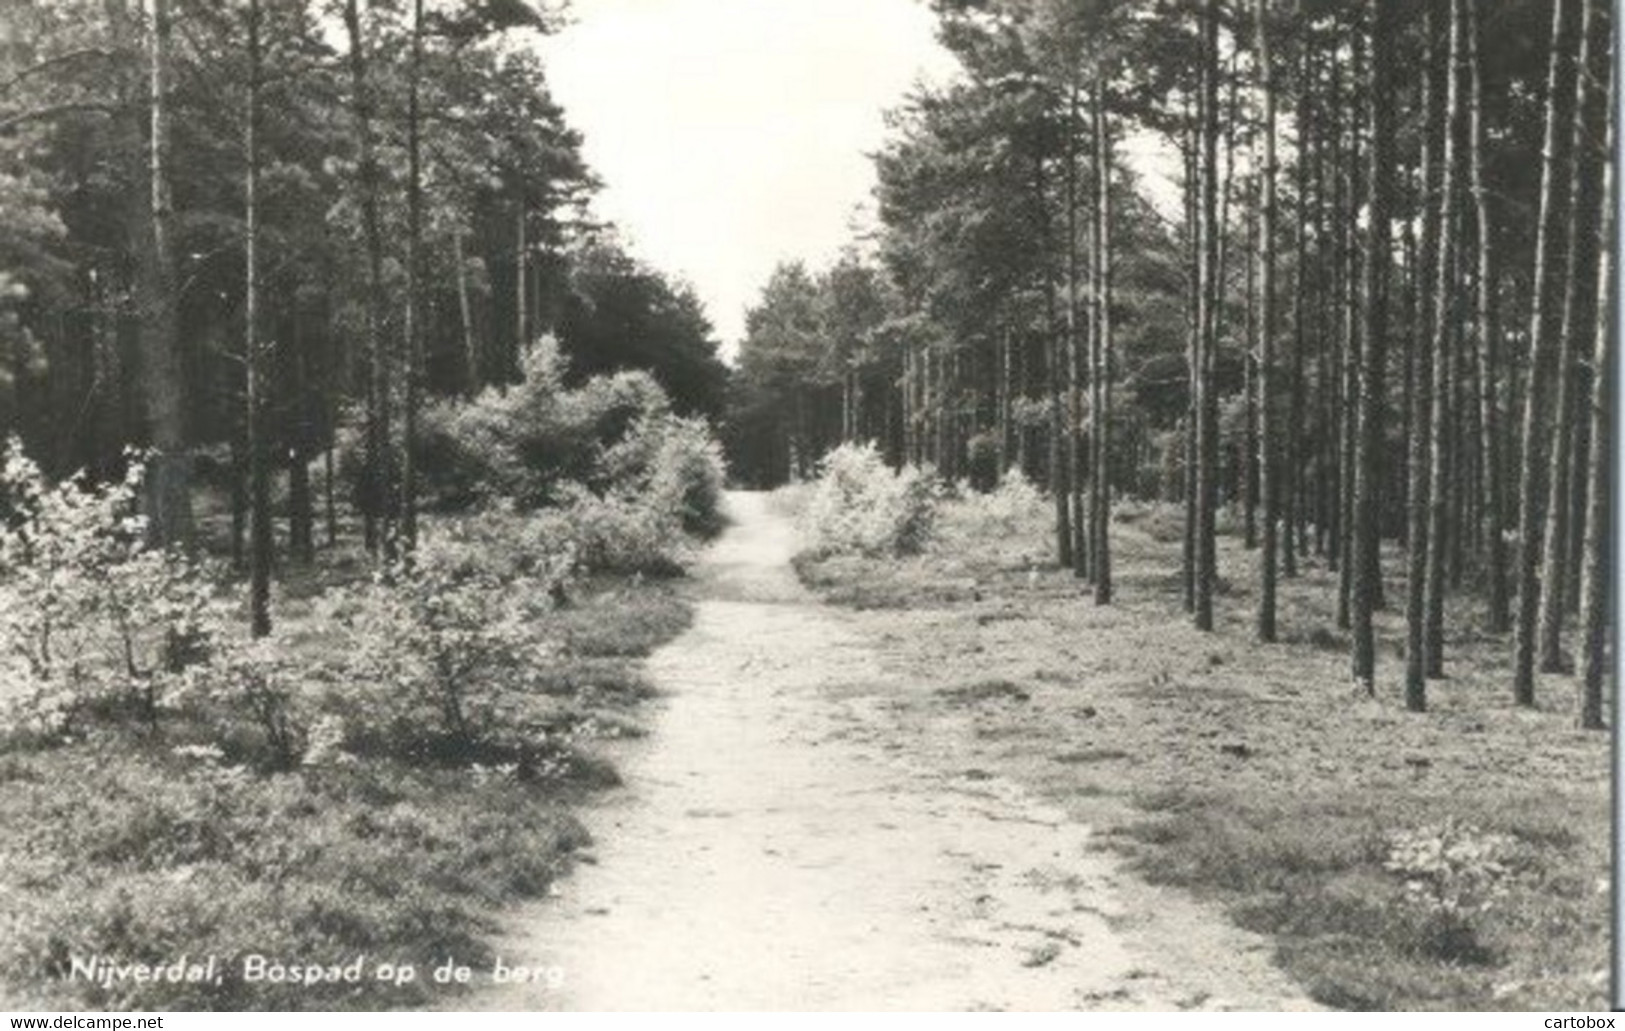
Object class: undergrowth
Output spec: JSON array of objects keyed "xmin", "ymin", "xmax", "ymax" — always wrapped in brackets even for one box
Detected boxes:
[
  {"xmin": 0, "ymin": 351, "xmax": 715, "ymax": 1009},
  {"xmin": 789, "ymin": 484, "xmax": 1609, "ymax": 1011}
]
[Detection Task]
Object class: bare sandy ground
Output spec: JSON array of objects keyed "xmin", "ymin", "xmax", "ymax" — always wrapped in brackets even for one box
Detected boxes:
[{"xmin": 469, "ymin": 492, "xmax": 1318, "ymax": 1011}]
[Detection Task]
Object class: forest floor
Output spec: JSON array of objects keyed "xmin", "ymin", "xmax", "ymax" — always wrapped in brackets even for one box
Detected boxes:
[
  {"xmin": 0, "ymin": 506, "xmax": 695, "ymax": 1011},
  {"xmin": 465, "ymin": 492, "xmax": 1321, "ymax": 1011},
  {"xmin": 786, "ymin": 493, "xmax": 1611, "ymax": 1011}
]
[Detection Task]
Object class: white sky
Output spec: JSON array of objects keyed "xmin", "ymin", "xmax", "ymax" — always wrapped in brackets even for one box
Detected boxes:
[{"xmin": 535, "ymin": 0, "xmax": 958, "ymax": 358}]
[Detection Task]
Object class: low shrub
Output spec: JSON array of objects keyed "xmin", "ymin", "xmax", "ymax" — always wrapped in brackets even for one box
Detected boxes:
[
  {"xmin": 643, "ymin": 417, "xmax": 728, "ymax": 541},
  {"xmin": 405, "ymin": 341, "xmax": 724, "ymax": 532},
  {"xmin": 177, "ymin": 636, "xmax": 317, "ymax": 771},
  {"xmin": 0, "ymin": 445, "xmax": 216, "ymax": 736},
  {"xmin": 947, "ymin": 467, "xmax": 1048, "ymax": 541},
  {"xmin": 399, "ymin": 342, "xmax": 725, "ymax": 569},
  {"xmin": 529, "ymin": 485, "xmax": 683, "ymax": 577},
  {"xmin": 802, "ymin": 443, "xmax": 939, "ymax": 558},
  {"xmin": 0, "ymin": 414, "xmax": 704, "ymax": 1010},
  {"xmin": 315, "ymin": 521, "xmax": 573, "ymax": 767}
]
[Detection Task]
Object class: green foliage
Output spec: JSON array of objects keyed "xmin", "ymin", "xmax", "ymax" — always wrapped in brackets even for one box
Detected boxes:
[
  {"xmin": 0, "ymin": 445, "xmax": 215, "ymax": 734},
  {"xmin": 315, "ymin": 512, "xmax": 575, "ymax": 765},
  {"xmin": 0, "ymin": 744, "xmax": 585, "ymax": 1010},
  {"xmin": 0, "ymin": 448, "xmax": 700, "ymax": 1008},
  {"xmin": 1384, "ymin": 820, "xmax": 1518, "ymax": 919},
  {"xmin": 726, "ymin": 258, "xmax": 902, "ymax": 487},
  {"xmin": 603, "ymin": 411, "xmax": 728, "ymax": 541},
  {"xmin": 947, "ymin": 468, "xmax": 1049, "ymax": 540},
  {"xmin": 180, "ymin": 637, "xmax": 313, "ymax": 772},
  {"xmin": 964, "ymin": 432, "xmax": 1001, "ymax": 492},
  {"xmin": 410, "ymin": 340, "xmax": 726, "ymax": 572},
  {"xmin": 802, "ymin": 443, "xmax": 940, "ymax": 558},
  {"xmin": 557, "ymin": 236, "xmax": 730, "ymax": 421},
  {"xmin": 551, "ymin": 577, "xmax": 692, "ymax": 659},
  {"xmin": 530, "ymin": 485, "xmax": 682, "ymax": 576}
]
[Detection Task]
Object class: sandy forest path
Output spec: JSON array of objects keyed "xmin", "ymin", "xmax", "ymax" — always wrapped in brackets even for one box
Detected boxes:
[{"xmin": 472, "ymin": 492, "xmax": 1318, "ymax": 1011}]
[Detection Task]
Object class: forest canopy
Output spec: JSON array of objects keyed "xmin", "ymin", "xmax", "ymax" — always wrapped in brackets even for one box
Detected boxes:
[{"xmin": 0, "ymin": 0, "xmax": 729, "ymax": 541}]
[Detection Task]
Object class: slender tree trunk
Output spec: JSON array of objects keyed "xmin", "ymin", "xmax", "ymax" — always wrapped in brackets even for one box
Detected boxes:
[
  {"xmin": 1513, "ymin": 0, "xmax": 1576, "ymax": 706},
  {"xmin": 1415, "ymin": 0, "xmax": 1443, "ymax": 548},
  {"xmin": 1183, "ymin": 114, "xmax": 1199, "ymax": 614},
  {"xmin": 1422, "ymin": 0, "xmax": 1464, "ymax": 685},
  {"xmin": 1466, "ymin": 0, "xmax": 1508, "ymax": 634},
  {"xmin": 1400, "ymin": 220, "xmax": 1416, "ymax": 545},
  {"xmin": 245, "ymin": 0, "xmax": 270, "ymax": 638},
  {"xmin": 1335, "ymin": 37, "xmax": 1360, "ymax": 630},
  {"xmin": 1327, "ymin": 49, "xmax": 1346, "ymax": 578},
  {"xmin": 1243, "ymin": 167, "xmax": 1259, "ymax": 553},
  {"xmin": 400, "ymin": 0, "xmax": 424, "ymax": 554},
  {"xmin": 1093, "ymin": 81, "xmax": 1114, "ymax": 605},
  {"xmin": 343, "ymin": 0, "xmax": 391, "ymax": 558},
  {"xmin": 288, "ymin": 315, "xmax": 314, "ymax": 566},
  {"xmin": 1256, "ymin": 0, "xmax": 1279, "ymax": 641},
  {"xmin": 324, "ymin": 445, "xmax": 337, "ymax": 547},
  {"xmin": 1456, "ymin": 268, "xmax": 1482, "ymax": 585},
  {"xmin": 1405, "ymin": 0, "xmax": 1441, "ymax": 705},
  {"xmin": 230, "ymin": 432, "xmax": 246, "ymax": 570},
  {"xmin": 1040, "ymin": 152, "xmax": 1073, "ymax": 570},
  {"xmin": 515, "ymin": 206, "xmax": 527, "ymax": 355},
  {"xmin": 1194, "ymin": 0, "xmax": 1221, "ymax": 632},
  {"xmin": 454, "ymin": 226, "xmax": 478, "ymax": 397},
  {"xmin": 137, "ymin": 0, "xmax": 192, "ymax": 551},
  {"xmin": 1312, "ymin": 73, "xmax": 1333, "ymax": 561},
  {"xmin": 994, "ymin": 323, "xmax": 1007, "ymax": 471},
  {"xmin": 1577, "ymin": 28, "xmax": 1614, "ymax": 729},
  {"xmin": 1563, "ymin": 337, "xmax": 1593, "ymax": 610},
  {"xmin": 1318, "ymin": 66, "xmax": 1339, "ymax": 564},
  {"xmin": 902, "ymin": 346, "xmax": 914, "ymax": 466},
  {"xmin": 1353, "ymin": 0, "xmax": 1393, "ymax": 691},
  {"xmin": 1284, "ymin": 5, "xmax": 1310, "ymax": 580},
  {"xmin": 1066, "ymin": 83, "xmax": 1087, "ymax": 580},
  {"xmin": 1538, "ymin": 0, "xmax": 1602, "ymax": 672},
  {"xmin": 942, "ymin": 350, "xmax": 955, "ymax": 477}
]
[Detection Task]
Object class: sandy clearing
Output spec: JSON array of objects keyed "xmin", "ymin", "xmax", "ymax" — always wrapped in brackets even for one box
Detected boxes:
[{"xmin": 468, "ymin": 492, "xmax": 1318, "ymax": 1011}]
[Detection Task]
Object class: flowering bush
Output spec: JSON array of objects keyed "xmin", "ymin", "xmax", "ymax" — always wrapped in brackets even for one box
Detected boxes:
[
  {"xmin": 175, "ymin": 636, "xmax": 316, "ymax": 771},
  {"xmin": 604, "ymin": 414, "xmax": 727, "ymax": 540},
  {"xmin": 404, "ymin": 340, "xmax": 726, "ymax": 563},
  {"xmin": 531, "ymin": 485, "xmax": 684, "ymax": 576},
  {"xmin": 951, "ymin": 468, "xmax": 1049, "ymax": 540},
  {"xmin": 317, "ymin": 519, "xmax": 573, "ymax": 764},
  {"xmin": 1384, "ymin": 819, "xmax": 1517, "ymax": 917},
  {"xmin": 0, "ymin": 444, "xmax": 216, "ymax": 735},
  {"xmin": 802, "ymin": 443, "xmax": 940, "ymax": 558}
]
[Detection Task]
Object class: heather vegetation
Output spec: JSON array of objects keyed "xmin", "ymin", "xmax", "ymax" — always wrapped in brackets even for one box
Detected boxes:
[
  {"xmin": 0, "ymin": 0, "xmax": 739, "ymax": 1008},
  {"xmin": 1, "ymin": 0, "xmax": 1613, "ymax": 1013},
  {"xmin": 800, "ymin": 443, "xmax": 940, "ymax": 559},
  {"xmin": 787, "ymin": 471, "xmax": 1607, "ymax": 1009},
  {"xmin": 0, "ymin": 349, "xmax": 722, "ymax": 1010}
]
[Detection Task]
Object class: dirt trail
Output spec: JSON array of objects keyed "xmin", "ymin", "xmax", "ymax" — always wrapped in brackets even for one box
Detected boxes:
[{"xmin": 471, "ymin": 493, "xmax": 1318, "ymax": 1011}]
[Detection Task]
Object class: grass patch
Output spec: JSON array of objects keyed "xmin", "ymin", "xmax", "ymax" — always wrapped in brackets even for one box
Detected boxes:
[
  {"xmin": 0, "ymin": 566, "xmax": 693, "ymax": 1011},
  {"xmin": 1052, "ymin": 748, "xmax": 1132, "ymax": 764},
  {"xmin": 795, "ymin": 489, "xmax": 1609, "ymax": 1011},
  {"xmin": 1108, "ymin": 788, "xmax": 1606, "ymax": 1010},
  {"xmin": 938, "ymin": 679, "xmax": 1032, "ymax": 705},
  {"xmin": 0, "ymin": 743, "xmax": 586, "ymax": 1010},
  {"xmin": 556, "ymin": 577, "xmax": 693, "ymax": 658}
]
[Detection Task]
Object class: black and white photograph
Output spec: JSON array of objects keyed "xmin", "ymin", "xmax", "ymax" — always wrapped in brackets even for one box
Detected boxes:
[{"xmin": 0, "ymin": 0, "xmax": 1615, "ymax": 1014}]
